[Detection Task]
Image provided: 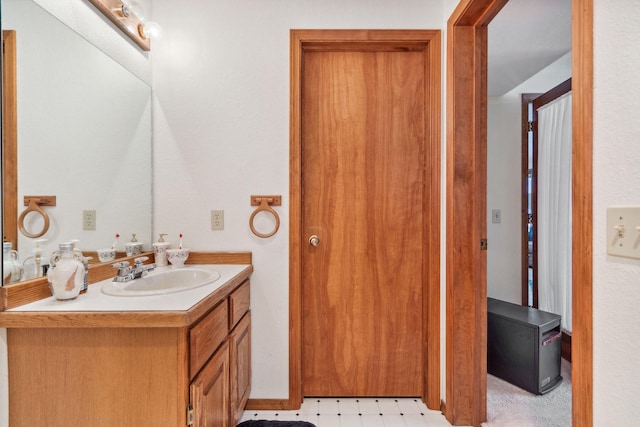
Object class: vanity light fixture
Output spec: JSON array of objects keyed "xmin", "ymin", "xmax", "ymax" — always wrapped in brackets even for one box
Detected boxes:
[
  {"xmin": 138, "ymin": 21, "xmax": 163, "ymax": 40},
  {"xmin": 87, "ymin": 0, "xmax": 161, "ymax": 51}
]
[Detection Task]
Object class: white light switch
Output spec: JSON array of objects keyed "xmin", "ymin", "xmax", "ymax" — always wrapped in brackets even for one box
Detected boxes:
[
  {"xmin": 606, "ymin": 207, "xmax": 640, "ymax": 259},
  {"xmin": 492, "ymin": 209, "xmax": 502, "ymax": 224}
]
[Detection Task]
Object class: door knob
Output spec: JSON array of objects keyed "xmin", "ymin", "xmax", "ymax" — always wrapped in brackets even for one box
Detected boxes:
[{"xmin": 308, "ymin": 235, "xmax": 320, "ymax": 247}]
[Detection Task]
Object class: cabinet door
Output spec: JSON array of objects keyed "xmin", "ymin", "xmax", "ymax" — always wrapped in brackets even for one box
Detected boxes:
[
  {"xmin": 230, "ymin": 311, "xmax": 251, "ymax": 425},
  {"xmin": 190, "ymin": 340, "xmax": 230, "ymax": 427}
]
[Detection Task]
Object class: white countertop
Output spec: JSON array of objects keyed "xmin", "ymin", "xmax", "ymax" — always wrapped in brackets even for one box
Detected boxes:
[{"xmin": 8, "ymin": 264, "xmax": 250, "ymax": 313}]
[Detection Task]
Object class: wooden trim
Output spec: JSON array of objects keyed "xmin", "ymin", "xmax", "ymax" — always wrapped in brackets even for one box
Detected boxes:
[
  {"xmin": 447, "ymin": 1, "xmax": 593, "ymax": 426},
  {"xmin": 571, "ymin": 0, "xmax": 593, "ymax": 425},
  {"xmin": 532, "ymin": 79, "xmax": 572, "ymax": 110},
  {"xmin": 446, "ymin": 1, "xmax": 509, "ymax": 423},
  {"xmin": 2, "ymin": 30, "xmax": 18, "ymax": 250},
  {"xmin": 521, "ymin": 93, "xmax": 539, "ymax": 307},
  {"xmin": 0, "ymin": 251, "xmax": 252, "ymax": 311},
  {"xmin": 562, "ymin": 332, "xmax": 572, "ymax": 363},
  {"xmin": 424, "ymin": 30, "xmax": 442, "ymax": 411},
  {"xmin": 245, "ymin": 399, "xmax": 291, "ymax": 411},
  {"xmin": 290, "ymin": 29, "xmax": 441, "ymax": 410}
]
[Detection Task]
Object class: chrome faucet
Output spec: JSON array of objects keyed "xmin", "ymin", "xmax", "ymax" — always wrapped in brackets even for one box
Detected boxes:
[{"xmin": 112, "ymin": 256, "xmax": 156, "ymax": 282}]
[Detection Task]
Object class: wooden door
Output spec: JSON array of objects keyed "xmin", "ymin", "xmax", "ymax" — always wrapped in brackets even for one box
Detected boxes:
[{"xmin": 301, "ymin": 45, "xmax": 427, "ymax": 396}]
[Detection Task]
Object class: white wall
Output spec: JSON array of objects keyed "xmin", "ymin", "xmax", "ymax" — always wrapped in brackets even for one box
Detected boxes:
[
  {"xmin": 151, "ymin": 0, "xmax": 445, "ymax": 400},
  {"xmin": 32, "ymin": 0, "xmax": 152, "ymax": 84},
  {"xmin": 593, "ymin": 1, "xmax": 640, "ymax": 423},
  {"xmin": 486, "ymin": 53, "xmax": 572, "ymax": 304}
]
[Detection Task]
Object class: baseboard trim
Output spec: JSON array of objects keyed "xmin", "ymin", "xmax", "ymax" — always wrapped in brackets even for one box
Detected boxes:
[
  {"xmin": 561, "ymin": 331, "xmax": 572, "ymax": 363},
  {"xmin": 246, "ymin": 399, "xmax": 293, "ymax": 411}
]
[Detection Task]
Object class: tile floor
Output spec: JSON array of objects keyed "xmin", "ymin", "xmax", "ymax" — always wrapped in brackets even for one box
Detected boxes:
[{"xmin": 239, "ymin": 397, "xmax": 453, "ymax": 427}]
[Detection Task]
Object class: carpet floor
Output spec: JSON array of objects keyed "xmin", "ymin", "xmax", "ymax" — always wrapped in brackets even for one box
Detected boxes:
[{"xmin": 482, "ymin": 358, "xmax": 572, "ymax": 427}]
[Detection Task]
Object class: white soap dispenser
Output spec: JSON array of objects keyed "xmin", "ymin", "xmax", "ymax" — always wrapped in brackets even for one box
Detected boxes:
[
  {"xmin": 125, "ymin": 233, "xmax": 144, "ymax": 257},
  {"xmin": 22, "ymin": 238, "xmax": 48, "ymax": 280},
  {"xmin": 152, "ymin": 234, "xmax": 170, "ymax": 267}
]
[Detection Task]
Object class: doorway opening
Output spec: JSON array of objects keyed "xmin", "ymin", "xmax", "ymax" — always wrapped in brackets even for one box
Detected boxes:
[{"xmin": 446, "ymin": 0, "xmax": 592, "ymax": 426}]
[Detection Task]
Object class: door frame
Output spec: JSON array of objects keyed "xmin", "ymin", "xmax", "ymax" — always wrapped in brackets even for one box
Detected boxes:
[
  {"xmin": 289, "ymin": 29, "xmax": 442, "ymax": 409},
  {"xmin": 446, "ymin": 0, "xmax": 592, "ymax": 426}
]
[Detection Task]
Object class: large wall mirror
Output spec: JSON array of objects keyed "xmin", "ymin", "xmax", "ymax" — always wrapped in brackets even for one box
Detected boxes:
[{"xmin": 2, "ymin": 0, "xmax": 152, "ymax": 284}]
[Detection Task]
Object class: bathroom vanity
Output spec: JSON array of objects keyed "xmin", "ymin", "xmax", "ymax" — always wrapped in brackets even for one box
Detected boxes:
[{"xmin": 0, "ymin": 257, "xmax": 252, "ymax": 427}]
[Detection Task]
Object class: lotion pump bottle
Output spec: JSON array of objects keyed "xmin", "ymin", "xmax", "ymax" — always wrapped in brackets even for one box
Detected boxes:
[
  {"xmin": 22, "ymin": 238, "xmax": 48, "ymax": 280},
  {"xmin": 152, "ymin": 234, "xmax": 170, "ymax": 267},
  {"xmin": 71, "ymin": 239, "xmax": 91, "ymax": 294}
]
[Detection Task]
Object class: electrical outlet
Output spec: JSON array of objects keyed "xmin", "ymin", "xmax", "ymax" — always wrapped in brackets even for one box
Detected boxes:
[
  {"xmin": 83, "ymin": 210, "xmax": 96, "ymax": 230},
  {"xmin": 211, "ymin": 210, "xmax": 224, "ymax": 230}
]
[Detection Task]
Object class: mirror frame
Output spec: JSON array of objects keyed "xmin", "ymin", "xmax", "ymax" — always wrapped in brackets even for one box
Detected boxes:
[{"xmin": 2, "ymin": 30, "xmax": 18, "ymax": 250}]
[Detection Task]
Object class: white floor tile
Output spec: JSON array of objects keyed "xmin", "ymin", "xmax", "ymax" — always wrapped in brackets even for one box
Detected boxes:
[
  {"xmin": 360, "ymin": 414, "xmax": 386, "ymax": 427},
  {"xmin": 357, "ymin": 398, "xmax": 380, "ymax": 414},
  {"xmin": 381, "ymin": 414, "xmax": 407, "ymax": 427},
  {"xmin": 299, "ymin": 398, "xmax": 320, "ymax": 414},
  {"xmin": 318, "ymin": 398, "xmax": 340, "ymax": 414},
  {"xmin": 338, "ymin": 399, "xmax": 360, "ymax": 414},
  {"xmin": 339, "ymin": 414, "xmax": 363, "ymax": 427},
  {"xmin": 396, "ymin": 398, "xmax": 424, "ymax": 415},
  {"xmin": 377, "ymin": 398, "xmax": 401, "ymax": 414},
  {"xmin": 318, "ymin": 414, "xmax": 341, "ymax": 427},
  {"xmin": 403, "ymin": 413, "xmax": 429, "ymax": 426}
]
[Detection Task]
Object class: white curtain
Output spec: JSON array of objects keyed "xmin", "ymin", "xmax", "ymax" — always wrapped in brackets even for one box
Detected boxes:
[{"xmin": 537, "ymin": 92, "xmax": 572, "ymax": 333}]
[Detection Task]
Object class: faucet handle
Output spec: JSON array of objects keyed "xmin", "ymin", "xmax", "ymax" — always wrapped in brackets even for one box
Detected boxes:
[
  {"xmin": 111, "ymin": 261, "xmax": 130, "ymax": 269},
  {"xmin": 134, "ymin": 256, "xmax": 149, "ymax": 266}
]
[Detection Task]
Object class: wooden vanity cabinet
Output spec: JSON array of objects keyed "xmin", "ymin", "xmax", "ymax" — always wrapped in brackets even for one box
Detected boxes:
[
  {"xmin": 190, "ymin": 280, "xmax": 251, "ymax": 427},
  {"xmin": 5, "ymin": 277, "xmax": 251, "ymax": 427},
  {"xmin": 229, "ymin": 281, "xmax": 251, "ymax": 424}
]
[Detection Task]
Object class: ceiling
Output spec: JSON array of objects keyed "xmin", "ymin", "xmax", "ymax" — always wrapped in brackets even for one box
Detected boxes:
[{"xmin": 488, "ymin": 0, "xmax": 572, "ymax": 96}]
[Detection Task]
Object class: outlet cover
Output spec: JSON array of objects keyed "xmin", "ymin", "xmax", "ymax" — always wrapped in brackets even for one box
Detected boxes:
[
  {"xmin": 83, "ymin": 210, "xmax": 96, "ymax": 230},
  {"xmin": 211, "ymin": 210, "xmax": 224, "ymax": 230}
]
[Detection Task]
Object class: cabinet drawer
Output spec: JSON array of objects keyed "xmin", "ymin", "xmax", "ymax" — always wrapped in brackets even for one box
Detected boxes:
[
  {"xmin": 190, "ymin": 301, "xmax": 228, "ymax": 380},
  {"xmin": 229, "ymin": 280, "xmax": 250, "ymax": 329}
]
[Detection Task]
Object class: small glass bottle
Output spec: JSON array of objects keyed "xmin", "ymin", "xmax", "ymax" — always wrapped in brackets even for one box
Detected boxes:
[
  {"xmin": 71, "ymin": 240, "xmax": 91, "ymax": 294},
  {"xmin": 3, "ymin": 242, "xmax": 23, "ymax": 284},
  {"xmin": 48, "ymin": 242, "xmax": 85, "ymax": 301}
]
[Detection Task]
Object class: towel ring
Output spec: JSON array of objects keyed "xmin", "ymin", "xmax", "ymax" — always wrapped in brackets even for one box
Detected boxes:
[
  {"xmin": 18, "ymin": 196, "xmax": 56, "ymax": 238},
  {"xmin": 249, "ymin": 196, "xmax": 281, "ymax": 238}
]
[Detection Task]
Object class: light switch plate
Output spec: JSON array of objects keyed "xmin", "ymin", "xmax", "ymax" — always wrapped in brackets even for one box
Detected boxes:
[
  {"xmin": 606, "ymin": 207, "xmax": 640, "ymax": 259},
  {"xmin": 492, "ymin": 209, "xmax": 502, "ymax": 224}
]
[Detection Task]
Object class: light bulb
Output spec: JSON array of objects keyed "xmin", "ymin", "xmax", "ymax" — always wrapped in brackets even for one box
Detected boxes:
[
  {"xmin": 122, "ymin": 0, "xmax": 144, "ymax": 20},
  {"xmin": 139, "ymin": 21, "xmax": 163, "ymax": 40}
]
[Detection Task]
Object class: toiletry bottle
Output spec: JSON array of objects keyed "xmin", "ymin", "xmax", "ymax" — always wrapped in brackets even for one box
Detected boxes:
[
  {"xmin": 71, "ymin": 240, "xmax": 91, "ymax": 294},
  {"xmin": 125, "ymin": 233, "xmax": 143, "ymax": 257},
  {"xmin": 21, "ymin": 238, "xmax": 47, "ymax": 280},
  {"xmin": 3, "ymin": 242, "xmax": 23, "ymax": 284},
  {"xmin": 152, "ymin": 234, "xmax": 170, "ymax": 267},
  {"xmin": 48, "ymin": 242, "xmax": 85, "ymax": 300}
]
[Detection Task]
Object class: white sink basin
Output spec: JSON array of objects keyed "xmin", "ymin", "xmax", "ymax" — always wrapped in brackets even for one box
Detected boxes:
[{"xmin": 101, "ymin": 267, "xmax": 221, "ymax": 297}]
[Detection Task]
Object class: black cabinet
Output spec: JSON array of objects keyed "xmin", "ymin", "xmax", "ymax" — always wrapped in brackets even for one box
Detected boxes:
[{"xmin": 487, "ymin": 297, "xmax": 563, "ymax": 394}]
